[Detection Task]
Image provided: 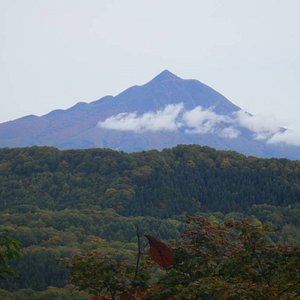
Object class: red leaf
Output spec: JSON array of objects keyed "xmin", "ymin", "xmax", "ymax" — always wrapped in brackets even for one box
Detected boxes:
[{"xmin": 145, "ymin": 235, "xmax": 174, "ymax": 269}]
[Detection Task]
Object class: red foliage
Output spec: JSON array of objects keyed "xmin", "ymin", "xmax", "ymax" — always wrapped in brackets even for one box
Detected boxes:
[{"xmin": 145, "ymin": 235, "xmax": 174, "ymax": 269}]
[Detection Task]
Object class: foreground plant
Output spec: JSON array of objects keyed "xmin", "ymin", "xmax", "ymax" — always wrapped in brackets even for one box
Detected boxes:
[
  {"xmin": 63, "ymin": 251, "xmax": 150, "ymax": 300},
  {"xmin": 65, "ymin": 217, "xmax": 300, "ymax": 299},
  {"xmin": 150, "ymin": 216, "xmax": 300, "ymax": 299}
]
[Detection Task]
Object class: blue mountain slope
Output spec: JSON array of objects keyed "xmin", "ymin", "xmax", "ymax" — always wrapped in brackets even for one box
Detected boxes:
[
  {"xmin": 109, "ymin": 70, "xmax": 240, "ymax": 114},
  {"xmin": 0, "ymin": 70, "xmax": 299, "ymax": 160}
]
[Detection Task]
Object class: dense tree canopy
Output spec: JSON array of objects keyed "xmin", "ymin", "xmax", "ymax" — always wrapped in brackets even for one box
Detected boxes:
[
  {"xmin": 1, "ymin": 145, "xmax": 300, "ymax": 299},
  {"xmin": 66, "ymin": 217, "xmax": 300, "ymax": 300},
  {"xmin": 0, "ymin": 145, "xmax": 300, "ymax": 216},
  {"xmin": 0, "ymin": 231, "xmax": 20, "ymax": 279}
]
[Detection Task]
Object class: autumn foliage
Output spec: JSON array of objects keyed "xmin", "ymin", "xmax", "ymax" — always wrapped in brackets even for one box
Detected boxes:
[
  {"xmin": 144, "ymin": 235, "xmax": 173, "ymax": 269},
  {"xmin": 65, "ymin": 217, "xmax": 300, "ymax": 299}
]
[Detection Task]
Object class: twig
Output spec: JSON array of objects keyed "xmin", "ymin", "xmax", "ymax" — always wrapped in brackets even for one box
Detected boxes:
[{"xmin": 134, "ymin": 225, "xmax": 141, "ymax": 281}]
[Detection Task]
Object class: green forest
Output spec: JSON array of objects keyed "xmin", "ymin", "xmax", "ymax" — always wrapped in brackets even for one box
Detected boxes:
[{"xmin": 1, "ymin": 145, "xmax": 300, "ymax": 299}]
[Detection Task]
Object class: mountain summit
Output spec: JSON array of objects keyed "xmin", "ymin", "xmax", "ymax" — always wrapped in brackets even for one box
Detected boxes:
[
  {"xmin": 150, "ymin": 69, "xmax": 181, "ymax": 81},
  {"xmin": 0, "ymin": 71, "xmax": 299, "ymax": 159}
]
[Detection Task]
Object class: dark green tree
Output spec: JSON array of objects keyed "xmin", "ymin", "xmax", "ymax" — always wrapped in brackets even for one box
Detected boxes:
[
  {"xmin": 0, "ymin": 231, "xmax": 20, "ymax": 279},
  {"xmin": 149, "ymin": 217, "xmax": 300, "ymax": 299}
]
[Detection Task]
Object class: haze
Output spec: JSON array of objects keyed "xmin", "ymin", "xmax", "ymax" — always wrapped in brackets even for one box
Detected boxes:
[{"xmin": 1, "ymin": 0, "xmax": 300, "ymax": 131}]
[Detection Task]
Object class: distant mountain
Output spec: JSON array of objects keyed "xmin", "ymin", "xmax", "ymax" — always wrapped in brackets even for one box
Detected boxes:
[{"xmin": 0, "ymin": 70, "xmax": 299, "ymax": 159}]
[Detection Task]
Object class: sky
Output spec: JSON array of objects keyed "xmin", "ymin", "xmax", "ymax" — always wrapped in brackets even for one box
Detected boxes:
[{"xmin": 1, "ymin": 0, "xmax": 300, "ymax": 132}]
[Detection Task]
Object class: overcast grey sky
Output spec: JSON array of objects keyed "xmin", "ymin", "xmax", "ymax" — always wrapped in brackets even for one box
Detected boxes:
[{"xmin": 1, "ymin": 0, "xmax": 300, "ymax": 130}]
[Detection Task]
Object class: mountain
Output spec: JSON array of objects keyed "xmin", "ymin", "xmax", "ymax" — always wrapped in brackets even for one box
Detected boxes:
[{"xmin": 0, "ymin": 70, "xmax": 299, "ymax": 159}]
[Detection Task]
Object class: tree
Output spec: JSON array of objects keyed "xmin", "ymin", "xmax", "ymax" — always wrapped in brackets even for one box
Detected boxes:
[
  {"xmin": 150, "ymin": 216, "xmax": 300, "ymax": 299},
  {"xmin": 65, "ymin": 217, "xmax": 300, "ymax": 299},
  {"xmin": 63, "ymin": 251, "xmax": 149, "ymax": 300},
  {"xmin": 0, "ymin": 231, "xmax": 20, "ymax": 279}
]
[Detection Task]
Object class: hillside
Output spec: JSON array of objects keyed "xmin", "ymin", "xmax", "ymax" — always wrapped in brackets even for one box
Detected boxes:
[
  {"xmin": 1, "ymin": 145, "xmax": 300, "ymax": 297},
  {"xmin": 1, "ymin": 145, "xmax": 300, "ymax": 216}
]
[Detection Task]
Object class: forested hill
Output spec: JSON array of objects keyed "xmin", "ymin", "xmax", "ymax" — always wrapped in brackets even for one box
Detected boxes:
[{"xmin": 0, "ymin": 145, "xmax": 300, "ymax": 216}]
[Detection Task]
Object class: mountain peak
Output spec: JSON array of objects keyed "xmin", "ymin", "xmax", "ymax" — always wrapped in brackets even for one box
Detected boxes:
[
  {"xmin": 151, "ymin": 70, "xmax": 181, "ymax": 82},
  {"xmin": 2, "ymin": 70, "xmax": 299, "ymax": 160}
]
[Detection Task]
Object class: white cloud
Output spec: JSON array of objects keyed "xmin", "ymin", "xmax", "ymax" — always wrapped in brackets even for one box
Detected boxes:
[
  {"xmin": 98, "ymin": 104, "xmax": 240, "ymax": 139},
  {"xmin": 98, "ymin": 103, "xmax": 184, "ymax": 132},
  {"xmin": 97, "ymin": 103, "xmax": 300, "ymax": 146},
  {"xmin": 267, "ymin": 128, "xmax": 300, "ymax": 146},
  {"xmin": 183, "ymin": 106, "xmax": 230, "ymax": 134},
  {"xmin": 234, "ymin": 110, "xmax": 300, "ymax": 146},
  {"xmin": 234, "ymin": 110, "xmax": 281, "ymax": 140},
  {"xmin": 219, "ymin": 126, "xmax": 240, "ymax": 139}
]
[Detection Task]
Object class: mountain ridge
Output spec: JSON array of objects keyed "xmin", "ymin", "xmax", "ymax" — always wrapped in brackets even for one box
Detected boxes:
[{"xmin": 0, "ymin": 70, "xmax": 299, "ymax": 160}]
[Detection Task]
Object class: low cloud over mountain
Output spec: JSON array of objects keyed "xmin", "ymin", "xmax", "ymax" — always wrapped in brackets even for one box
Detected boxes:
[
  {"xmin": 98, "ymin": 103, "xmax": 184, "ymax": 133},
  {"xmin": 98, "ymin": 102, "xmax": 297, "ymax": 146}
]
